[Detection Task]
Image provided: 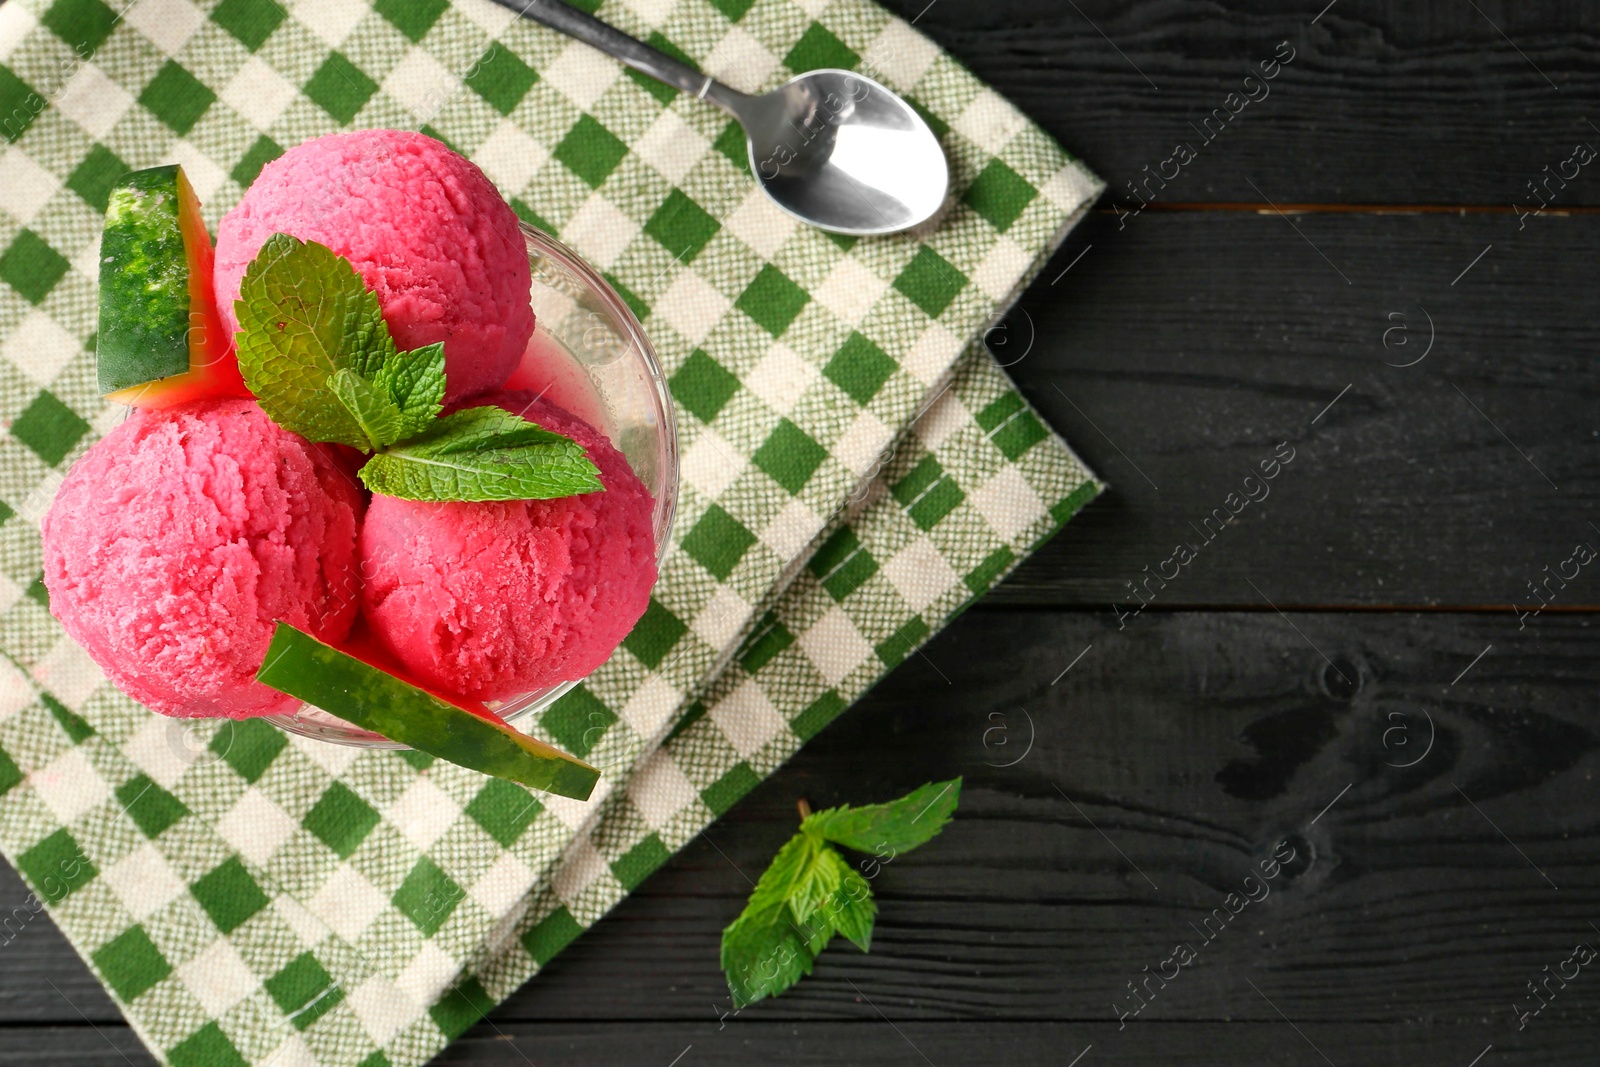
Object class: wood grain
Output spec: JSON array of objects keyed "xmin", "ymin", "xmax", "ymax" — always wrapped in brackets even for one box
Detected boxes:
[
  {"xmin": 431, "ymin": 1022, "xmax": 1596, "ymax": 1067},
  {"xmin": 7, "ymin": 1021, "xmax": 1600, "ymax": 1067},
  {"xmin": 877, "ymin": 0, "xmax": 1600, "ymax": 207},
  {"xmin": 991, "ymin": 210, "xmax": 1597, "ymax": 607}
]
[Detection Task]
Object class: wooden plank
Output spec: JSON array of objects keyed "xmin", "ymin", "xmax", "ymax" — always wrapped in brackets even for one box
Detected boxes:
[
  {"xmin": 433, "ymin": 1021, "xmax": 1597, "ymax": 1065},
  {"xmin": 878, "ymin": 0, "xmax": 1600, "ymax": 206},
  {"xmin": 0, "ymin": 1027, "xmax": 154, "ymax": 1064},
  {"xmin": 5, "ymin": 1021, "xmax": 1594, "ymax": 1066},
  {"xmin": 986, "ymin": 209, "xmax": 1597, "ymax": 607},
  {"xmin": 0, "ymin": 866, "xmax": 129, "ymax": 1022}
]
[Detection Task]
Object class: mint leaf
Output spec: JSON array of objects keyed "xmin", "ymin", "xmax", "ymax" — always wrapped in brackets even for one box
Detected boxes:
[
  {"xmin": 721, "ymin": 834, "xmax": 826, "ymax": 1007},
  {"xmin": 401, "ymin": 404, "xmax": 571, "ymax": 453},
  {"xmin": 830, "ymin": 863, "xmax": 876, "ymax": 952},
  {"xmin": 328, "ymin": 368, "xmax": 405, "ymax": 451},
  {"xmin": 720, "ymin": 780, "xmax": 959, "ymax": 1007},
  {"xmin": 803, "ymin": 778, "xmax": 962, "ymax": 854},
  {"xmin": 370, "ymin": 340, "xmax": 446, "ymax": 439},
  {"xmin": 736, "ymin": 831, "xmax": 812, "ymax": 921},
  {"xmin": 796, "ymin": 846, "xmax": 875, "ymax": 953},
  {"xmin": 722, "ymin": 899, "xmax": 815, "ymax": 1008},
  {"xmin": 358, "ymin": 406, "xmax": 603, "ymax": 502},
  {"xmin": 742, "ymin": 832, "xmax": 818, "ymax": 914},
  {"xmin": 233, "ymin": 233, "xmax": 396, "ymax": 450},
  {"xmin": 787, "ymin": 836, "xmax": 844, "ymax": 929}
]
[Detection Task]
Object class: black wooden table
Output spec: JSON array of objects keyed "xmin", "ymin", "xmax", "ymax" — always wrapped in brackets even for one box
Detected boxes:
[{"xmin": 7, "ymin": 2, "xmax": 1598, "ymax": 1063}]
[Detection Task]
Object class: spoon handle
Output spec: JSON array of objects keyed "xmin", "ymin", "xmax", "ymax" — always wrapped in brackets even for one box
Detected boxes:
[{"xmin": 487, "ymin": 0, "xmax": 746, "ymax": 111}]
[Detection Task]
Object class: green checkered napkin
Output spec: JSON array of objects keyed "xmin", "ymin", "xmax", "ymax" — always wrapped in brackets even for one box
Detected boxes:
[{"xmin": 0, "ymin": 0, "xmax": 1101, "ymax": 1062}]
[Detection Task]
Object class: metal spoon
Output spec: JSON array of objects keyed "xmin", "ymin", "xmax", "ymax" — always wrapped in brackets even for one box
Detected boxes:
[{"xmin": 488, "ymin": 0, "xmax": 949, "ymax": 235}]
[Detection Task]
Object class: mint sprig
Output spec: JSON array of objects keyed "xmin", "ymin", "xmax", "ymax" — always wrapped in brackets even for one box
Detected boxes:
[
  {"xmin": 720, "ymin": 778, "xmax": 961, "ymax": 1008},
  {"xmin": 233, "ymin": 233, "xmax": 601, "ymax": 502}
]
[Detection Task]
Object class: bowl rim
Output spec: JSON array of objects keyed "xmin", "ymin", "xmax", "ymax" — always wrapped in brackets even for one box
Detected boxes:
[{"xmin": 264, "ymin": 222, "xmax": 678, "ymax": 749}]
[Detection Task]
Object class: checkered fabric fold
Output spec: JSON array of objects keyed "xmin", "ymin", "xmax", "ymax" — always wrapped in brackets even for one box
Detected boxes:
[{"xmin": 0, "ymin": 0, "xmax": 1101, "ymax": 1062}]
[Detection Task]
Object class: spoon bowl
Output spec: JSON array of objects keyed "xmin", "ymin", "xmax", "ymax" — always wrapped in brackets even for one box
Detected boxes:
[
  {"xmin": 491, "ymin": 0, "xmax": 951, "ymax": 235},
  {"xmin": 735, "ymin": 70, "xmax": 949, "ymax": 235}
]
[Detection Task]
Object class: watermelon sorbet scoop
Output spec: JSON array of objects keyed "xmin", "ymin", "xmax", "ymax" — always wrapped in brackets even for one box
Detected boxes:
[
  {"xmin": 359, "ymin": 392, "xmax": 657, "ymax": 701},
  {"xmin": 41, "ymin": 398, "xmax": 364, "ymax": 719},
  {"xmin": 213, "ymin": 129, "xmax": 532, "ymax": 403}
]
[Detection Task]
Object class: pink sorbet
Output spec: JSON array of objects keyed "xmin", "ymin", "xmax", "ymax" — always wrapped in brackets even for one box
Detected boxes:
[
  {"xmin": 214, "ymin": 130, "xmax": 532, "ymax": 403},
  {"xmin": 42, "ymin": 398, "xmax": 364, "ymax": 719},
  {"xmin": 359, "ymin": 392, "xmax": 657, "ymax": 701}
]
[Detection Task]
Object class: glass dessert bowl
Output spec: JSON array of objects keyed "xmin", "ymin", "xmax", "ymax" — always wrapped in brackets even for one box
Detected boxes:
[{"xmin": 265, "ymin": 222, "xmax": 678, "ymax": 748}]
